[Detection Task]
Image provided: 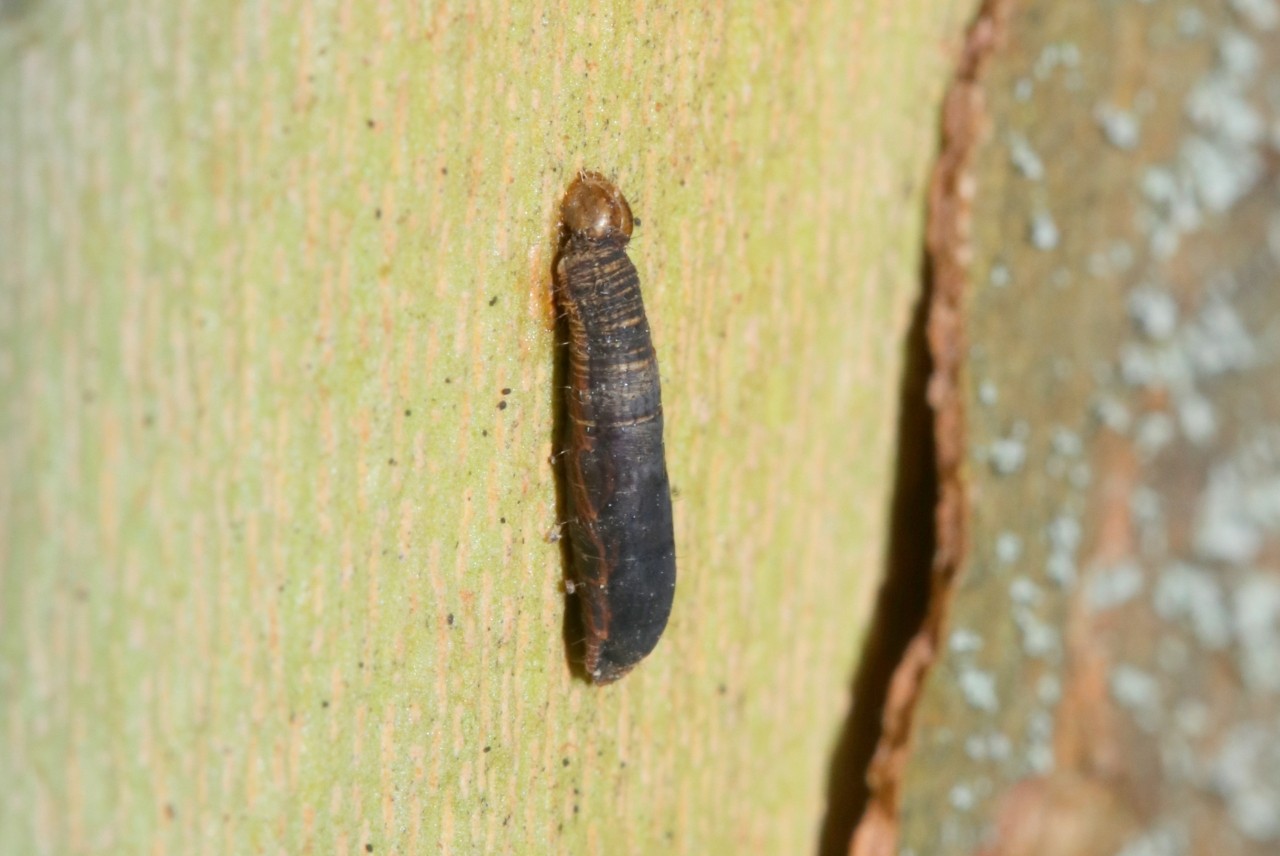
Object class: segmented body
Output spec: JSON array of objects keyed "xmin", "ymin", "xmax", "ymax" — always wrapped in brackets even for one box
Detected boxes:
[{"xmin": 555, "ymin": 173, "xmax": 676, "ymax": 684}]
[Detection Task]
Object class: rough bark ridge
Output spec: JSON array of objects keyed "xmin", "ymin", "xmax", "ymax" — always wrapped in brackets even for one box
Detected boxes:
[{"xmin": 849, "ymin": 4, "xmax": 1010, "ymax": 854}]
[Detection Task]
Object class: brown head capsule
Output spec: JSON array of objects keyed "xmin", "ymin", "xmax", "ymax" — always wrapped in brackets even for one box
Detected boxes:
[
  {"xmin": 560, "ymin": 171, "xmax": 634, "ymax": 243},
  {"xmin": 553, "ymin": 173, "xmax": 675, "ymax": 684}
]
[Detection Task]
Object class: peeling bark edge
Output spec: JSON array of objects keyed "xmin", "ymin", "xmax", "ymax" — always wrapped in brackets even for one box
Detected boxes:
[{"xmin": 848, "ymin": 3, "xmax": 1010, "ymax": 855}]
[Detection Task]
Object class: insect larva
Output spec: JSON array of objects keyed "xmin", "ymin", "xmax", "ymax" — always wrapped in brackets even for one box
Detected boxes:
[{"xmin": 554, "ymin": 172, "xmax": 676, "ymax": 684}]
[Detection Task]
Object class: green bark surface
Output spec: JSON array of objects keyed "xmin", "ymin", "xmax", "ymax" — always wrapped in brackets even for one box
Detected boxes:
[{"xmin": 1, "ymin": 1, "xmax": 972, "ymax": 852}]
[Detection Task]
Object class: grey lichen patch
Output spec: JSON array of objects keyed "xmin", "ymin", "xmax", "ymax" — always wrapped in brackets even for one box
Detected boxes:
[
  {"xmin": 1131, "ymin": 486, "xmax": 1170, "ymax": 556},
  {"xmin": 1007, "ymin": 132, "xmax": 1045, "ymax": 180},
  {"xmin": 1095, "ymin": 103, "xmax": 1142, "ymax": 150},
  {"xmin": 1229, "ymin": 0, "xmax": 1280, "ymax": 31},
  {"xmin": 1045, "ymin": 551, "xmax": 1078, "ymax": 589},
  {"xmin": 987, "ymin": 427, "xmax": 1029, "ymax": 475},
  {"xmin": 1025, "ymin": 743, "xmax": 1054, "ymax": 776},
  {"xmin": 1113, "ymin": 280, "xmax": 1261, "ymax": 454},
  {"xmin": 1114, "ymin": 823, "xmax": 1189, "ymax": 856},
  {"xmin": 1153, "ymin": 562, "xmax": 1232, "ymax": 649},
  {"xmin": 1110, "ymin": 664, "xmax": 1163, "ymax": 732},
  {"xmin": 1087, "ymin": 239, "xmax": 1137, "ymax": 279},
  {"xmin": 1181, "ymin": 135, "xmax": 1260, "ymax": 213},
  {"xmin": 1179, "ymin": 7, "xmax": 1209, "ymax": 38},
  {"xmin": 1179, "ymin": 287, "xmax": 1258, "ymax": 376},
  {"xmin": 1041, "ymin": 513, "xmax": 1083, "ymax": 589},
  {"xmin": 1176, "ymin": 395, "xmax": 1217, "ymax": 446},
  {"xmin": 1028, "ymin": 210, "xmax": 1060, "ymax": 250},
  {"xmin": 964, "ymin": 731, "xmax": 1013, "ymax": 764},
  {"xmin": 1218, "ymin": 27, "xmax": 1263, "ymax": 75},
  {"xmin": 1119, "ymin": 288, "xmax": 1257, "ymax": 389},
  {"xmin": 1008, "ymin": 576, "xmax": 1042, "ymax": 606},
  {"xmin": 1013, "ymin": 607, "xmax": 1060, "ymax": 659},
  {"xmin": 1232, "ymin": 573, "xmax": 1280, "ymax": 693},
  {"xmin": 1194, "ymin": 466, "xmax": 1265, "ymax": 562},
  {"xmin": 994, "ymin": 531, "xmax": 1022, "ymax": 564},
  {"xmin": 1085, "ymin": 560, "xmax": 1145, "ymax": 612},
  {"xmin": 1046, "ymin": 429, "xmax": 1091, "ymax": 484},
  {"xmin": 1134, "ymin": 412, "xmax": 1177, "ymax": 458},
  {"xmin": 1127, "ymin": 286, "xmax": 1179, "ymax": 341},
  {"xmin": 1207, "ymin": 722, "xmax": 1280, "ymax": 841},
  {"xmin": 949, "ymin": 627, "xmax": 985, "ymax": 654},
  {"xmin": 1032, "ymin": 41, "xmax": 1080, "ymax": 76},
  {"xmin": 1194, "ymin": 433, "xmax": 1280, "ymax": 563},
  {"xmin": 1047, "ymin": 514, "xmax": 1082, "ymax": 554},
  {"xmin": 956, "ymin": 666, "xmax": 999, "ymax": 713},
  {"xmin": 948, "ymin": 783, "xmax": 978, "ymax": 812},
  {"xmin": 1140, "ymin": 24, "xmax": 1269, "ymax": 258},
  {"xmin": 1025, "ymin": 709, "xmax": 1056, "ymax": 774},
  {"xmin": 1186, "ymin": 74, "xmax": 1263, "ymax": 148},
  {"xmin": 1093, "ymin": 396, "xmax": 1133, "ymax": 434},
  {"xmin": 1050, "ymin": 427, "xmax": 1083, "ymax": 458}
]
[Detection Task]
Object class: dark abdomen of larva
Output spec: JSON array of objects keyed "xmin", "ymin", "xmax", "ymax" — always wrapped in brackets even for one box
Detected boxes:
[{"xmin": 557, "ymin": 236, "xmax": 676, "ymax": 684}]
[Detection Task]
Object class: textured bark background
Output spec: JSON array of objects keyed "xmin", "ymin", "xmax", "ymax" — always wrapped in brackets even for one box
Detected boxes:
[
  {"xmin": 880, "ymin": 2, "xmax": 1280, "ymax": 855},
  {"xmin": 0, "ymin": 1, "xmax": 975, "ymax": 853}
]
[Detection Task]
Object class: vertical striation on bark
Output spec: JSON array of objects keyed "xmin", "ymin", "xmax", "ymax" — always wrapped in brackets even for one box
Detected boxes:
[{"xmin": 0, "ymin": 1, "xmax": 975, "ymax": 852}]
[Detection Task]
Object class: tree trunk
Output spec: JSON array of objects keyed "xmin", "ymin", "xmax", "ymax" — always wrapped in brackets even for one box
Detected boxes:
[
  {"xmin": 859, "ymin": 2, "xmax": 1280, "ymax": 855},
  {"xmin": 0, "ymin": 1, "xmax": 975, "ymax": 852}
]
